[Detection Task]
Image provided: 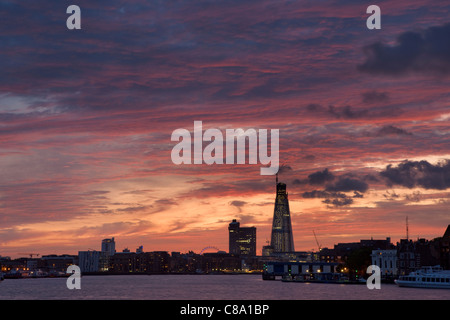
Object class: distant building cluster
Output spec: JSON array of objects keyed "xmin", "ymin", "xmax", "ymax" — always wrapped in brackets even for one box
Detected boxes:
[
  {"xmin": 1, "ymin": 225, "xmax": 449, "ymax": 280},
  {"xmin": 1, "ymin": 180, "xmax": 449, "ymax": 280},
  {"xmin": 317, "ymin": 227, "xmax": 450, "ymax": 280},
  {"xmin": 0, "ymin": 236, "xmax": 261, "ymax": 278}
]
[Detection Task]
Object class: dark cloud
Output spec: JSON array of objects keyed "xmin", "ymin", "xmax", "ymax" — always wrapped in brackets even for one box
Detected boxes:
[
  {"xmin": 322, "ymin": 197, "xmax": 353, "ymax": 207},
  {"xmin": 305, "ymin": 103, "xmax": 403, "ymax": 120},
  {"xmin": 352, "ymin": 191, "xmax": 363, "ymax": 198},
  {"xmin": 383, "ymin": 190, "xmax": 400, "ymax": 201},
  {"xmin": 308, "ymin": 168, "xmax": 335, "ymax": 185},
  {"xmin": 292, "ymin": 168, "xmax": 334, "ymax": 186},
  {"xmin": 154, "ymin": 199, "xmax": 177, "ymax": 206},
  {"xmin": 380, "ymin": 160, "xmax": 450, "ymax": 190},
  {"xmin": 302, "ymin": 155, "xmax": 316, "ymax": 161},
  {"xmin": 298, "ymin": 169, "xmax": 369, "ymax": 207},
  {"xmin": 229, "ymin": 200, "xmax": 247, "ymax": 207},
  {"xmin": 79, "ymin": 190, "xmax": 110, "ymax": 198},
  {"xmin": 305, "ymin": 103, "xmax": 322, "ymax": 112},
  {"xmin": 327, "ymin": 105, "xmax": 369, "ymax": 119},
  {"xmin": 375, "ymin": 125, "xmax": 412, "ymax": 137},
  {"xmin": 405, "ymin": 191, "xmax": 422, "ymax": 203},
  {"xmin": 302, "ymin": 190, "xmax": 347, "ymax": 199},
  {"xmin": 302, "ymin": 189, "xmax": 354, "ymax": 207},
  {"xmin": 361, "ymin": 90, "xmax": 389, "ymax": 104},
  {"xmin": 363, "ymin": 174, "xmax": 380, "ymax": 183},
  {"xmin": 116, "ymin": 205, "xmax": 150, "ymax": 213},
  {"xmin": 325, "ymin": 177, "xmax": 369, "ymax": 193},
  {"xmin": 292, "ymin": 178, "xmax": 306, "ymax": 185},
  {"xmin": 358, "ymin": 23, "xmax": 450, "ymax": 76}
]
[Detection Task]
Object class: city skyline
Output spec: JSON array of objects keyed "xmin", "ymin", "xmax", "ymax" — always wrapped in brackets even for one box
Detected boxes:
[
  {"xmin": 4, "ymin": 216, "xmax": 450, "ymax": 260},
  {"xmin": 1, "ymin": 1, "xmax": 449, "ymax": 259}
]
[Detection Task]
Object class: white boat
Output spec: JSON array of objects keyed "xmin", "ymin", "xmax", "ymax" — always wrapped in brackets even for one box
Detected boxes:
[{"xmin": 395, "ymin": 266, "xmax": 450, "ymax": 289}]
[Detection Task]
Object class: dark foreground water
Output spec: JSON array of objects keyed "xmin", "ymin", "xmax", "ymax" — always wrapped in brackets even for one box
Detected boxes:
[{"xmin": 1, "ymin": 274, "xmax": 450, "ymax": 300}]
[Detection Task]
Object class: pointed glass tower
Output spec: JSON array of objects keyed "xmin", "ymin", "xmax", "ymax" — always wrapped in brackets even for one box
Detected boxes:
[{"xmin": 270, "ymin": 175, "xmax": 295, "ymax": 252}]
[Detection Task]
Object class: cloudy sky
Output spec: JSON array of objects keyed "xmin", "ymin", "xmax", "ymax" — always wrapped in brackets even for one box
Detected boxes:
[{"xmin": 0, "ymin": 0, "xmax": 449, "ymax": 257}]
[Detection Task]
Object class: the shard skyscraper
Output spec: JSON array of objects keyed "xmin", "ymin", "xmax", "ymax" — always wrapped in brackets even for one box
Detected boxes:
[{"xmin": 270, "ymin": 175, "xmax": 295, "ymax": 252}]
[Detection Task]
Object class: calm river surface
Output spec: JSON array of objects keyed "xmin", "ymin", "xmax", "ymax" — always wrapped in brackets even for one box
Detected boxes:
[{"xmin": 1, "ymin": 274, "xmax": 449, "ymax": 300}]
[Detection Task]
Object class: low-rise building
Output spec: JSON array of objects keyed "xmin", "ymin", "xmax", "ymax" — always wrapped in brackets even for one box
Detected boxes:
[{"xmin": 371, "ymin": 249, "xmax": 397, "ymax": 278}]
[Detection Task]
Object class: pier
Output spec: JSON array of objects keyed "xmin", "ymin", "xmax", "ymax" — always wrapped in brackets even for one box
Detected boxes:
[{"xmin": 262, "ymin": 261, "xmax": 339, "ymax": 281}]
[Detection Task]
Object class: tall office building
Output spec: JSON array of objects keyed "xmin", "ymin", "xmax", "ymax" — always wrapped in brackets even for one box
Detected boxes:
[
  {"xmin": 270, "ymin": 177, "xmax": 295, "ymax": 252},
  {"xmin": 228, "ymin": 219, "xmax": 256, "ymax": 256},
  {"xmin": 101, "ymin": 237, "xmax": 116, "ymax": 256}
]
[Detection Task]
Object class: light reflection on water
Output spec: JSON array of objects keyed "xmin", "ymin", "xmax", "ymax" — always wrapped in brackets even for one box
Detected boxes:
[{"xmin": 1, "ymin": 274, "xmax": 450, "ymax": 300}]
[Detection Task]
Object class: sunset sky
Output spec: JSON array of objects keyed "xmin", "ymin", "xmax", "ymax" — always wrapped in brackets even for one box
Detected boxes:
[{"xmin": 0, "ymin": 0, "xmax": 449, "ymax": 258}]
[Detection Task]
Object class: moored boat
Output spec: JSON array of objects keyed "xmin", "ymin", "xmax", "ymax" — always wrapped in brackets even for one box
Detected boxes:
[{"xmin": 395, "ymin": 266, "xmax": 450, "ymax": 289}]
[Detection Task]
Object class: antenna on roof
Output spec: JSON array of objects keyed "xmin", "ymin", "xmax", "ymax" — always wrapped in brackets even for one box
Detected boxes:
[{"xmin": 406, "ymin": 216, "xmax": 409, "ymax": 241}]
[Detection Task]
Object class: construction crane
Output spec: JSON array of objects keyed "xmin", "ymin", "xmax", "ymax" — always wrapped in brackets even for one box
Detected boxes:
[{"xmin": 312, "ymin": 231, "xmax": 322, "ymax": 252}]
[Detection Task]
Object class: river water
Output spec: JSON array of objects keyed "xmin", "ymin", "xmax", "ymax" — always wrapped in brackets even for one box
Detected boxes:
[{"xmin": 1, "ymin": 274, "xmax": 449, "ymax": 300}]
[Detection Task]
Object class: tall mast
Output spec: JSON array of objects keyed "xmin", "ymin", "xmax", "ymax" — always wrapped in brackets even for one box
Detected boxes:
[{"xmin": 406, "ymin": 216, "xmax": 409, "ymax": 241}]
